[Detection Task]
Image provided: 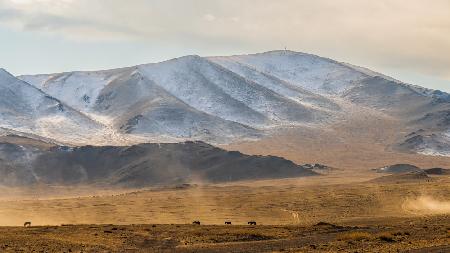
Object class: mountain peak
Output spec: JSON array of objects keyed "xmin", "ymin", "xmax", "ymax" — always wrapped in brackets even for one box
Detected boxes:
[
  {"xmin": 260, "ymin": 49, "xmax": 307, "ymax": 55},
  {"xmin": 168, "ymin": 54, "xmax": 204, "ymax": 63}
]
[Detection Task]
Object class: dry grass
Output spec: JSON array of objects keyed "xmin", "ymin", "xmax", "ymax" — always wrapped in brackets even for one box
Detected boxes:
[
  {"xmin": 0, "ymin": 173, "xmax": 448, "ymax": 252},
  {"xmin": 337, "ymin": 231, "xmax": 373, "ymax": 241},
  {"xmin": 0, "ymin": 216, "xmax": 449, "ymax": 252},
  {"xmin": 377, "ymin": 232, "xmax": 396, "ymax": 242},
  {"xmin": 0, "ymin": 174, "xmax": 449, "ymax": 226}
]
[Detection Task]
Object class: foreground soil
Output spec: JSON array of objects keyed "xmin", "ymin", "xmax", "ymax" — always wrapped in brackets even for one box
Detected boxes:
[
  {"xmin": 0, "ymin": 216, "xmax": 449, "ymax": 252},
  {"xmin": 0, "ymin": 170, "xmax": 449, "ymax": 252}
]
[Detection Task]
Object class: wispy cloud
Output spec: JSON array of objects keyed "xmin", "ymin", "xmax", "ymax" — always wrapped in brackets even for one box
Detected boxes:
[
  {"xmin": 0, "ymin": 0, "xmax": 143, "ymax": 40},
  {"xmin": 0, "ymin": 0, "xmax": 449, "ymax": 82}
]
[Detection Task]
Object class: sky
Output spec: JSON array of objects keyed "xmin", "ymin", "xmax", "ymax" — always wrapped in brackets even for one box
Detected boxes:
[{"xmin": 0, "ymin": 0, "xmax": 449, "ymax": 92}]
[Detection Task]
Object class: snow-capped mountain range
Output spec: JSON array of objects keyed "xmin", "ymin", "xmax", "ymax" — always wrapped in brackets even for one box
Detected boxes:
[{"xmin": 1, "ymin": 50, "xmax": 449, "ymax": 156}]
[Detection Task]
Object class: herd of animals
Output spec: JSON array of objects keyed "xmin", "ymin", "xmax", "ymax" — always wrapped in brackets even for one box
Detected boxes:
[
  {"xmin": 22, "ymin": 221, "xmax": 258, "ymax": 227},
  {"xmin": 192, "ymin": 221, "xmax": 257, "ymax": 225}
]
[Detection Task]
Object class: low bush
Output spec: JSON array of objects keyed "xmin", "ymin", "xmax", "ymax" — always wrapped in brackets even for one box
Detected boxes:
[{"xmin": 377, "ymin": 232, "xmax": 395, "ymax": 242}]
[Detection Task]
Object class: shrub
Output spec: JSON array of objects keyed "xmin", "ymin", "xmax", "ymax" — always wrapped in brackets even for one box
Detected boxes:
[{"xmin": 377, "ymin": 232, "xmax": 395, "ymax": 242}]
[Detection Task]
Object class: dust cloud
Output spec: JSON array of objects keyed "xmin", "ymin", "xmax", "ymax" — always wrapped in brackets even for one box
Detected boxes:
[{"xmin": 402, "ymin": 195, "xmax": 450, "ymax": 214}]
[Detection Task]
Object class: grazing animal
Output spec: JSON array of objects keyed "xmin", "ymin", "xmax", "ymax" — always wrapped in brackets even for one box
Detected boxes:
[
  {"xmin": 192, "ymin": 220, "xmax": 201, "ymax": 225},
  {"xmin": 248, "ymin": 221, "xmax": 257, "ymax": 225},
  {"xmin": 225, "ymin": 221, "xmax": 232, "ymax": 225},
  {"xmin": 24, "ymin": 222, "xmax": 31, "ymax": 227}
]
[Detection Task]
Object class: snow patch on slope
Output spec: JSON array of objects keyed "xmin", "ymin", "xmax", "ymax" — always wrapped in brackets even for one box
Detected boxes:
[
  {"xmin": 210, "ymin": 56, "xmax": 341, "ymax": 112},
  {"xmin": 0, "ymin": 69, "xmax": 109, "ymax": 145},
  {"xmin": 220, "ymin": 51, "xmax": 368, "ymax": 94},
  {"xmin": 21, "ymin": 70, "xmax": 127, "ymax": 112},
  {"xmin": 137, "ymin": 56, "xmax": 270, "ymax": 127}
]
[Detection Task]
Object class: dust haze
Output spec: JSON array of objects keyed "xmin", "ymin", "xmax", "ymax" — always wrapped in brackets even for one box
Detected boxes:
[
  {"xmin": 1, "ymin": 169, "xmax": 449, "ymax": 227},
  {"xmin": 403, "ymin": 195, "xmax": 450, "ymax": 214}
]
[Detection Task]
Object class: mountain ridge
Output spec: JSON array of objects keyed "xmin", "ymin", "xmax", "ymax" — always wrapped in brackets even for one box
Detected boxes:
[{"xmin": 2, "ymin": 50, "xmax": 448, "ymax": 156}]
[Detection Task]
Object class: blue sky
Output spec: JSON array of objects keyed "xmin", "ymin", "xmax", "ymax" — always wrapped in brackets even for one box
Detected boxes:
[{"xmin": 0, "ymin": 0, "xmax": 449, "ymax": 92}]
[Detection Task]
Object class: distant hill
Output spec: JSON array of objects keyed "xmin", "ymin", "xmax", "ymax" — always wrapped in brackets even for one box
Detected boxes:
[
  {"xmin": 373, "ymin": 164, "xmax": 450, "ymax": 177},
  {"xmin": 373, "ymin": 164, "xmax": 423, "ymax": 174},
  {"xmin": 0, "ymin": 139, "xmax": 317, "ymax": 187},
  {"xmin": 424, "ymin": 168, "xmax": 450, "ymax": 175},
  {"xmin": 369, "ymin": 171, "xmax": 431, "ymax": 184}
]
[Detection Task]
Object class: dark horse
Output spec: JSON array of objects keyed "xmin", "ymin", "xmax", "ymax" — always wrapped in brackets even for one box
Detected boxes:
[
  {"xmin": 248, "ymin": 221, "xmax": 257, "ymax": 225},
  {"xmin": 192, "ymin": 221, "xmax": 201, "ymax": 225},
  {"xmin": 24, "ymin": 222, "xmax": 31, "ymax": 227},
  {"xmin": 225, "ymin": 221, "xmax": 232, "ymax": 225}
]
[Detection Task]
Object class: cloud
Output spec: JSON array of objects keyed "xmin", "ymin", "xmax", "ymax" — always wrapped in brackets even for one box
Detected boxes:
[
  {"xmin": 0, "ymin": 0, "xmax": 142, "ymax": 40},
  {"xmin": 203, "ymin": 14, "xmax": 216, "ymax": 22},
  {"xmin": 0, "ymin": 0, "xmax": 449, "ymax": 82}
]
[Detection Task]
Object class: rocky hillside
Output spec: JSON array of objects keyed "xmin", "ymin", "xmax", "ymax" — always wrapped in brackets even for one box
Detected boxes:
[{"xmin": 0, "ymin": 137, "xmax": 317, "ymax": 187}]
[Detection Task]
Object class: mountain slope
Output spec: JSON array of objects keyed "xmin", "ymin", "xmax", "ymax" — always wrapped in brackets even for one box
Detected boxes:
[
  {"xmin": 210, "ymin": 51, "xmax": 368, "ymax": 94},
  {"xmin": 212, "ymin": 51, "xmax": 447, "ymax": 116},
  {"xmin": 15, "ymin": 51, "xmax": 450, "ymax": 156},
  {"xmin": 20, "ymin": 53, "xmax": 341, "ymax": 143},
  {"xmin": 0, "ymin": 69, "xmax": 105, "ymax": 145},
  {"xmin": 210, "ymin": 51, "xmax": 450, "ymax": 156},
  {"xmin": 138, "ymin": 55, "xmax": 331, "ymax": 125},
  {"xmin": 21, "ymin": 66, "xmax": 262, "ymax": 142}
]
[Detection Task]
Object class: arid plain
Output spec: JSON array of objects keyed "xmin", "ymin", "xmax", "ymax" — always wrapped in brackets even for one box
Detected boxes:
[
  {"xmin": 1, "ymin": 106, "xmax": 450, "ymax": 252},
  {"xmin": 0, "ymin": 171, "xmax": 449, "ymax": 252}
]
